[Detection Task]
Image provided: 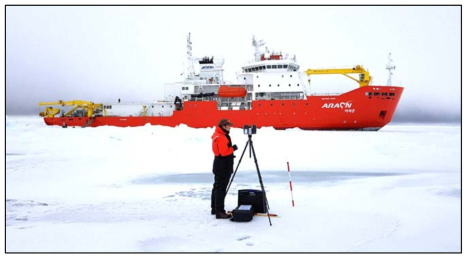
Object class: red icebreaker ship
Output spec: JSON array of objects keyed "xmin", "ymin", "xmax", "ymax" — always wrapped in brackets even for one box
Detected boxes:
[{"xmin": 39, "ymin": 33, "xmax": 403, "ymax": 131}]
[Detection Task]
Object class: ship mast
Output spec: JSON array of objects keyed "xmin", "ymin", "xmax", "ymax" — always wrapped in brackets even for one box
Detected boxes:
[
  {"xmin": 252, "ymin": 35, "xmax": 266, "ymax": 62},
  {"xmin": 186, "ymin": 33, "xmax": 196, "ymax": 78},
  {"xmin": 386, "ymin": 52, "xmax": 396, "ymax": 86}
]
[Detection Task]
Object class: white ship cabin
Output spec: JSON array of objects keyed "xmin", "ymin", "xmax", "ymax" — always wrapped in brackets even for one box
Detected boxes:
[
  {"xmin": 165, "ymin": 33, "xmax": 227, "ymax": 103},
  {"xmin": 98, "ymin": 101, "xmax": 176, "ymax": 117},
  {"xmin": 234, "ymin": 35, "xmax": 308, "ymax": 102},
  {"xmin": 236, "ymin": 52, "xmax": 307, "ymax": 102},
  {"xmin": 164, "ymin": 55, "xmax": 225, "ymax": 103}
]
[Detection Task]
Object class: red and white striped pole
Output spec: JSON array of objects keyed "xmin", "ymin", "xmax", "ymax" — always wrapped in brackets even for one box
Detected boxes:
[{"xmin": 287, "ymin": 162, "xmax": 295, "ymax": 207}]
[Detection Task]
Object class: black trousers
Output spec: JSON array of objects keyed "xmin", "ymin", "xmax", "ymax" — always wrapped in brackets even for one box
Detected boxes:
[{"xmin": 211, "ymin": 156, "xmax": 234, "ymax": 212}]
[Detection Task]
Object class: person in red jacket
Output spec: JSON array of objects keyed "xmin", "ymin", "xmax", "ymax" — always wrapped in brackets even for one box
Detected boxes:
[{"xmin": 211, "ymin": 118, "xmax": 238, "ymax": 219}]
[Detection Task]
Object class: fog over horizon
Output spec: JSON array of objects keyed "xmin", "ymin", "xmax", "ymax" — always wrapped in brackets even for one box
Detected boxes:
[{"xmin": 5, "ymin": 6, "xmax": 461, "ymax": 123}]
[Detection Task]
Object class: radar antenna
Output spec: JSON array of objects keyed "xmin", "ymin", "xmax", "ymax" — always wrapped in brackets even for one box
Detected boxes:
[{"xmin": 386, "ymin": 52, "xmax": 396, "ymax": 86}]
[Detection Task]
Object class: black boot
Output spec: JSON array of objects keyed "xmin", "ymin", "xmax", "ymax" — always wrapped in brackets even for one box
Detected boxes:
[{"xmin": 216, "ymin": 211, "xmax": 231, "ymax": 219}]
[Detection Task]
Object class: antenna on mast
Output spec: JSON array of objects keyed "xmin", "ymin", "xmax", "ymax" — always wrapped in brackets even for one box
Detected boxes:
[
  {"xmin": 252, "ymin": 35, "xmax": 266, "ymax": 62},
  {"xmin": 386, "ymin": 52, "xmax": 396, "ymax": 86},
  {"xmin": 187, "ymin": 32, "xmax": 195, "ymax": 78}
]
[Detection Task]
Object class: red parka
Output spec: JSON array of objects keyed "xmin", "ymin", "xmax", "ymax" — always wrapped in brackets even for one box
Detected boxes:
[{"xmin": 211, "ymin": 126, "xmax": 235, "ymax": 157}]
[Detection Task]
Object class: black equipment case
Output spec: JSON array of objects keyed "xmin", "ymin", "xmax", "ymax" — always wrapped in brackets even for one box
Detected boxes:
[
  {"xmin": 238, "ymin": 189, "xmax": 267, "ymax": 213},
  {"xmin": 231, "ymin": 205, "xmax": 254, "ymax": 222}
]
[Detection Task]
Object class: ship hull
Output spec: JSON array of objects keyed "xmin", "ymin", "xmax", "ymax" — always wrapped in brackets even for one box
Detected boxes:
[{"xmin": 44, "ymin": 86, "xmax": 403, "ymax": 130}]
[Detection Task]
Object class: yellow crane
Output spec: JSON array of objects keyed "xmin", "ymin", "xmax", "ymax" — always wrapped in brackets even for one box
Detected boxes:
[
  {"xmin": 38, "ymin": 100, "xmax": 103, "ymax": 118},
  {"xmin": 305, "ymin": 65, "xmax": 371, "ymax": 87}
]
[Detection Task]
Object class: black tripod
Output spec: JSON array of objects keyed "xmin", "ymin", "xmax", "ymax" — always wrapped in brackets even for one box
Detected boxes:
[{"xmin": 226, "ymin": 133, "xmax": 272, "ymax": 226}]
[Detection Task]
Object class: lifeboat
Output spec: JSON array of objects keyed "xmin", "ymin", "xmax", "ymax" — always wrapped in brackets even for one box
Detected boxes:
[{"xmin": 218, "ymin": 86, "xmax": 247, "ymax": 98}]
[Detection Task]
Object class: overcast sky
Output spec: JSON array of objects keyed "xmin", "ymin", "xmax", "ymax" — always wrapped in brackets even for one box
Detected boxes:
[{"xmin": 5, "ymin": 5, "xmax": 461, "ymax": 123}]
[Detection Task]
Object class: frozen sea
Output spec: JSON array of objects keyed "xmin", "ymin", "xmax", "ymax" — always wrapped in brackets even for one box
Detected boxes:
[{"xmin": 4, "ymin": 116, "xmax": 463, "ymax": 255}]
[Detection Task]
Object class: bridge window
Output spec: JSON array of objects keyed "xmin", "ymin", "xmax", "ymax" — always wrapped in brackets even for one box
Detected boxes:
[
  {"xmin": 277, "ymin": 65, "xmax": 282, "ymax": 69},
  {"xmin": 389, "ymin": 93, "xmax": 395, "ymax": 96},
  {"xmin": 267, "ymin": 65, "xmax": 272, "ymax": 69},
  {"xmin": 382, "ymin": 92, "xmax": 388, "ymax": 96},
  {"xmin": 283, "ymin": 64, "xmax": 288, "ymax": 68},
  {"xmin": 373, "ymin": 92, "xmax": 380, "ymax": 96}
]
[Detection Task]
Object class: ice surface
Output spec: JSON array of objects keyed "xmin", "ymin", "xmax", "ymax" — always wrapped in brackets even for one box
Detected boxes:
[{"xmin": 5, "ymin": 116, "xmax": 462, "ymax": 253}]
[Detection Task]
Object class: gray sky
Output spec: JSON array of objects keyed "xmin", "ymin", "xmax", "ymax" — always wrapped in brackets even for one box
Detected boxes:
[{"xmin": 5, "ymin": 6, "xmax": 461, "ymax": 123}]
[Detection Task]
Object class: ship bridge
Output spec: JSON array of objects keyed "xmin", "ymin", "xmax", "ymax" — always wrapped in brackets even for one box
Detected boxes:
[
  {"xmin": 241, "ymin": 60, "xmax": 300, "ymax": 74},
  {"xmin": 235, "ymin": 36, "xmax": 308, "ymax": 102}
]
